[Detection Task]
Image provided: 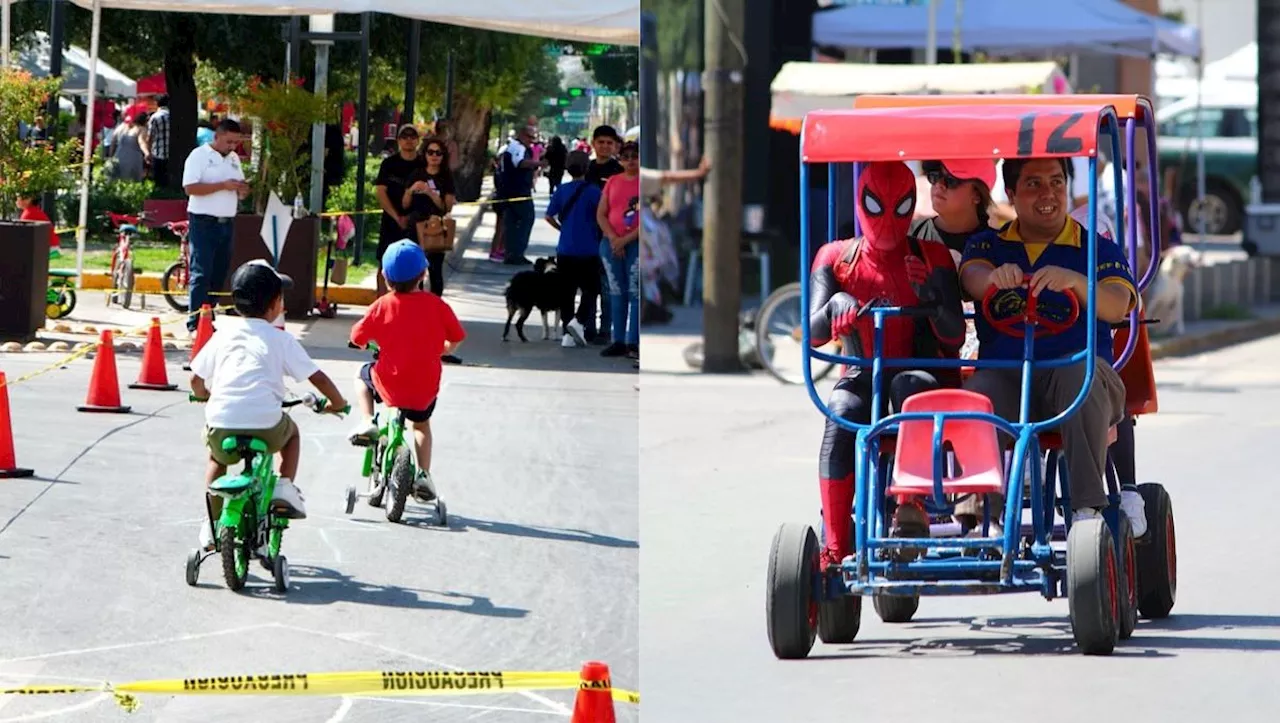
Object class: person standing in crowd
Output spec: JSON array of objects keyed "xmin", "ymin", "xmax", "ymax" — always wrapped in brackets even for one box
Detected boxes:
[
  {"xmin": 546, "ymin": 150, "xmax": 604, "ymax": 346},
  {"xmin": 109, "ymin": 113, "xmax": 148, "ymax": 182},
  {"xmin": 181, "ymin": 119, "xmax": 250, "ymax": 333},
  {"xmin": 496, "ymin": 125, "xmax": 545, "ymax": 266},
  {"xmin": 373, "ymin": 124, "xmax": 426, "ymax": 296},
  {"xmin": 545, "ymin": 136, "xmax": 568, "ymax": 194},
  {"xmin": 144, "ymin": 95, "xmax": 171, "ymax": 184},
  {"xmin": 585, "ymin": 125, "xmax": 623, "ymax": 188},
  {"xmin": 597, "ymin": 140, "xmax": 641, "ymax": 360},
  {"xmin": 403, "ymin": 137, "xmax": 456, "ymax": 297},
  {"xmin": 16, "ymin": 194, "xmax": 60, "ymax": 257}
]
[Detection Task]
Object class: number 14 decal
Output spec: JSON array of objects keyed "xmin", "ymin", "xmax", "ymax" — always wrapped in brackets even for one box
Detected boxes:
[{"xmin": 1015, "ymin": 112, "xmax": 1084, "ymax": 157}]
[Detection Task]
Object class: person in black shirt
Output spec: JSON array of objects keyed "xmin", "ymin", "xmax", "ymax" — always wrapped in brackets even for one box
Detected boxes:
[
  {"xmin": 544, "ymin": 136, "xmax": 568, "ymax": 194},
  {"xmin": 585, "ymin": 125, "xmax": 624, "ymax": 188},
  {"xmin": 403, "ymin": 137, "xmax": 457, "ymax": 297},
  {"xmin": 374, "ymin": 124, "xmax": 425, "ymax": 296}
]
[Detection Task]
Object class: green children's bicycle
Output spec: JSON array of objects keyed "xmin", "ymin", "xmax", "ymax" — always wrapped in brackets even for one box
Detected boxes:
[
  {"xmin": 344, "ymin": 343, "xmax": 448, "ymax": 526},
  {"xmin": 186, "ymin": 393, "xmax": 347, "ymax": 592}
]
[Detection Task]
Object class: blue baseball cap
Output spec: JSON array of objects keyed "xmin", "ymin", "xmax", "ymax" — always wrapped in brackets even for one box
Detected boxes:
[{"xmin": 382, "ymin": 240, "xmax": 428, "ymax": 283}]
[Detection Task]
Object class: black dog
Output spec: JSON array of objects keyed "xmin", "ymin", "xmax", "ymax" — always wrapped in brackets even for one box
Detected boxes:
[{"xmin": 503, "ymin": 258, "xmax": 566, "ymax": 342}]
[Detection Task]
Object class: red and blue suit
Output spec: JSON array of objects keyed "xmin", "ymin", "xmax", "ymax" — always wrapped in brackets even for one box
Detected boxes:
[{"xmin": 807, "ymin": 161, "xmax": 966, "ymax": 568}]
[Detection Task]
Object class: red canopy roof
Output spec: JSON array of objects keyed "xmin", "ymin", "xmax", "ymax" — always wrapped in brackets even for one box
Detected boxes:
[
  {"xmin": 853, "ymin": 94, "xmax": 1154, "ymax": 122},
  {"xmin": 800, "ymin": 104, "xmax": 1111, "ymax": 164},
  {"xmin": 136, "ymin": 72, "xmax": 165, "ymax": 96}
]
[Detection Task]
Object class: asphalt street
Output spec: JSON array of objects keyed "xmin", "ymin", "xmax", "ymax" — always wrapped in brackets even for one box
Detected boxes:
[
  {"xmin": 640, "ymin": 331, "xmax": 1280, "ymax": 722},
  {"xmin": 0, "ymin": 198, "xmax": 638, "ymax": 721}
]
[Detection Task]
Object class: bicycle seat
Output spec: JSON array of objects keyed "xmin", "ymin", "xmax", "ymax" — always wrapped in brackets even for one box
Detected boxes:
[
  {"xmin": 48, "ymin": 269, "xmax": 77, "ymax": 278},
  {"xmin": 889, "ymin": 389, "xmax": 1006, "ymax": 497},
  {"xmin": 119, "ymin": 224, "xmax": 140, "ymax": 235},
  {"xmin": 168, "ymin": 221, "xmax": 189, "ymax": 234},
  {"xmin": 221, "ymin": 436, "xmax": 270, "ymax": 454}
]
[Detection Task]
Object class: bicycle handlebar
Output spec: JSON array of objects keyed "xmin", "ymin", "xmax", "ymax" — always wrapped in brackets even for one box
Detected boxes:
[{"xmin": 189, "ymin": 393, "xmax": 350, "ymax": 417}]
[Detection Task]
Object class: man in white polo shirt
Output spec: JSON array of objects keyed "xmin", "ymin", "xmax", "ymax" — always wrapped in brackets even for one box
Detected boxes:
[{"xmin": 183, "ymin": 118, "xmax": 249, "ymax": 333}]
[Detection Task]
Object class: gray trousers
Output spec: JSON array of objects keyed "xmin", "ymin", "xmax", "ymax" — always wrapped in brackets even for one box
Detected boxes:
[{"xmin": 962, "ymin": 358, "xmax": 1125, "ymax": 512}]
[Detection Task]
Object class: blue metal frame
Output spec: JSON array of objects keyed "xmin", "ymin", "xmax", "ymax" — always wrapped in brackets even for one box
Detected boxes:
[{"xmin": 800, "ymin": 105, "xmax": 1130, "ymax": 599}]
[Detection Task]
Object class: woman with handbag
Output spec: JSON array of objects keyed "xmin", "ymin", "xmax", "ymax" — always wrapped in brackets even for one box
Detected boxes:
[{"xmin": 403, "ymin": 137, "xmax": 458, "ymax": 297}]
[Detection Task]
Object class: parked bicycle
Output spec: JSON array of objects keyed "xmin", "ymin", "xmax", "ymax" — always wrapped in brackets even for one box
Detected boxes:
[{"xmin": 160, "ymin": 220, "xmax": 191, "ymax": 312}]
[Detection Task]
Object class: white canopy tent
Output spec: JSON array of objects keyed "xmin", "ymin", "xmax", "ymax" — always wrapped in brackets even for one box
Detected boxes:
[
  {"xmin": 1, "ymin": 0, "xmax": 639, "ymax": 283},
  {"xmin": 17, "ymin": 30, "xmax": 135, "ymax": 98}
]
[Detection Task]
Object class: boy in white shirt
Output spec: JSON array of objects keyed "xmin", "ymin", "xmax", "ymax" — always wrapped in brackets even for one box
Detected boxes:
[{"xmin": 190, "ymin": 260, "xmax": 347, "ymax": 548}]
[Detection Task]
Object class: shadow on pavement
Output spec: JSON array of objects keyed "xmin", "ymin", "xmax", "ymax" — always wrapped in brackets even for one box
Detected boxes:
[
  {"xmin": 195, "ymin": 563, "xmax": 530, "ymax": 617},
  {"xmin": 345, "ymin": 513, "xmax": 636, "ymax": 549}
]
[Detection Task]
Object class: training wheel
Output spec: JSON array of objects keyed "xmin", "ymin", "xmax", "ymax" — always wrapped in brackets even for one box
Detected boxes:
[
  {"xmin": 185, "ymin": 548, "xmax": 201, "ymax": 587},
  {"xmin": 766, "ymin": 523, "xmax": 819, "ymax": 660},
  {"xmin": 344, "ymin": 485, "xmax": 358, "ymax": 514},
  {"xmin": 1067, "ymin": 516, "xmax": 1119, "ymax": 655},
  {"xmin": 272, "ymin": 554, "xmax": 290, "ymax": 593},
  {"xmin": 436, "ymin": 499, "xmax": 448, "ymax": 527}
]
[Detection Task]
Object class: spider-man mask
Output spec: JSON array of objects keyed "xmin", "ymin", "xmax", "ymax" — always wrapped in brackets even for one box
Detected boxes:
[{"xmin": 857, "ymin": 161, "xmax": 916, "ymax": 252}]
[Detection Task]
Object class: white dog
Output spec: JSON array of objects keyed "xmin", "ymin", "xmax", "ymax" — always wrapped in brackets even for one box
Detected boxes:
[{"xmin": 1142, "ymin": 245, "xmax": 1201, "ymax": 336}]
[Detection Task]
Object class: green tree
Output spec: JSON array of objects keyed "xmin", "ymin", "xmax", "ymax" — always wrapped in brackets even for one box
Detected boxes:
[
  {"xmin": 650, "ymin": 0, "xmax": 702, "ymax": 71},
  {"xmin": 583, "ymin": 46, "xmax": 638, "ymax": 93}
]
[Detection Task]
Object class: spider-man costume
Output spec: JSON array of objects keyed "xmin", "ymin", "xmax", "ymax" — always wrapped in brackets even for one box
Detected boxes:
[{"xmin": 808, "ymin": 161, "xmax": 966, "ymax": 568}]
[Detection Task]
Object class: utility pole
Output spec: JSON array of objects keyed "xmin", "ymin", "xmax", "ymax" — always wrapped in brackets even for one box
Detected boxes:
[{"xmin": 702, "ymin": 0, "xmax": 746, "ymax": 372}]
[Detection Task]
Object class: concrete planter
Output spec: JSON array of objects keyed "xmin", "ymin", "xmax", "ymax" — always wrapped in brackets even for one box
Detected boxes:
[
  {"xmin": 228, "ymin": 215, "xmax": 319, "ymax": 319},
  {"xmin": 0, "ymin": 221, "xmax": 50, "ymax": 342}
]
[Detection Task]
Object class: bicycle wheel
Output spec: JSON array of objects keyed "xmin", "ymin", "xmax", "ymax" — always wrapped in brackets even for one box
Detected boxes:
[
  {"xmin": 755, "ymin": 283, "xmax": 837, "ymax": 385},
  {"xmin": 115, "ymin": 257, "xmax": 134, "ymax": 310},
  {"xmin": 161, "ymin": 261, "xmax": 190, "ymax": 312}
]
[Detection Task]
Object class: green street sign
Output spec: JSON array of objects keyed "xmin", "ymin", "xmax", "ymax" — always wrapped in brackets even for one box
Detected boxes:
[{"xmin": 566, "ymin": 87, "xmax": 586, "ymax": 98}]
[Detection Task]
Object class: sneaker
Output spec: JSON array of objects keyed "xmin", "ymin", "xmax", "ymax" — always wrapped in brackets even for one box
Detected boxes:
[
  {"xmin": 199, "ymin": 523, "xmax": 215, "ymax": 551},
  {"xmin": 271, "ymin": 478, "xmax": 307, "ymax": 519},
  {"xmin": 441, "ymin": 354, "xmax": 463, "ymax": 365},
  {"xmin": 413, "ymin": 471, "xmax": 438, "ymax": 502},
  {"xmin": 348, "ymin": 421, "xmax": 378, "ymax": 445},
  {"xmin": 626, "ymin": 344, "xmax": 639, "ymax": 360},
  {"xmin": 601, "ymin": 342, "xmax": 628, "ymax": 357},
  {"xmin": 891, "ymin": 499, "xmax": 931, "ymax": 561},
  {"xmin": 1120, "ymin": 488, "xmax": 1148, "ymax": 538},
  {"xmin": 561, "ymin": 333, "xmax": 579, "ymax": 348},
  {"xmin": 565, "ymin": 318, "xmax": 587, "ymax": 347}
]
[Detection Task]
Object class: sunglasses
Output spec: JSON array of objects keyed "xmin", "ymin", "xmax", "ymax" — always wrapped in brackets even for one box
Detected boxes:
[
  {"xmin": 619, "ymin": 151, "xmax": 638, "ymax": 160},
  {"xmin": 926, "ymin": 170, "xmax": 965, "ymax": 190},
  {"xmin": 424, "ymin": 148, "xmax": 444, "ymax": 157}
]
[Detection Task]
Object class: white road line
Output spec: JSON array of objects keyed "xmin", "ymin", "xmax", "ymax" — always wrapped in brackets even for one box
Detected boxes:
[
  {"xmin": 0, "ymin": 694, "xmax": 110, "ymax": 722},
  {"xmin": 323, "ymin": 696, "xmax": 354, "ymax": 723},
  {"xmin": 347, "ymin": 696, "xmax": 567, "ymax": 716},
  {"xmin": 318, "ymin": 529, "xmax": 342, "ymax": 564},
  {"xmin": 279, "ymin": 625, "xmax": 574, "ymax": 717}
]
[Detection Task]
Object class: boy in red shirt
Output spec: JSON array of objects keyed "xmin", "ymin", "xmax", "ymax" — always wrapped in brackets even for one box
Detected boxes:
[
  {"xmin": 17, "ymin": 195, "xmax": 60, "ymax": 256},
  {"xmin": 349, "ymin": 240, "xmax": 466, "ymax": 498}
]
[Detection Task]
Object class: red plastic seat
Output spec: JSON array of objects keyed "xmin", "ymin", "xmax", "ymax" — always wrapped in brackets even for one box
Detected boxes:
[
  {"xmin": 1039, "ymin": 425, "xmax": 1118, "ymax": 451},
  {"xmin": 889, "ymin": 389, "xmax": 1005, "ymax": 496}
]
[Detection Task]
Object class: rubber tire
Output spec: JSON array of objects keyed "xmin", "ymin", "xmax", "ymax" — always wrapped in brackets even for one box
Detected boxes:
[
  {"xmin": 766, "ymin": 523, "xmax": 819, "ymax": 660},
  {"xmin": 1116, "ymin": 516, "xmax": 1139, "ymax": 641},
  {"xmin": 161, "ymin": 262, "xmax": 190, "ymax": 312},
  {"xmin": 272, "ymin": 554, "xmax": 290, "ymax": 593},
  {"xmin": 116, "ymin": 258, "xmax": 134, "ymax": 310},
  {"xmin": 220, "ymin": 524, "xmax": 249, "ymax": 592},
  {"xmin": 1066, "ymin": 516, "xmax": 1119, "ymax": 655},
  {"xmin": 873, "ymin": 594, "xmax": 921, "ymax": 624},
  {"xmin": 367, "ymin": 439, "xmax": 387, "ymax": 508},
  {"xmin": 385, "ymin": 446, "xmax": 414, "ymax": 523},
  {"xmin": 344, "ymin": 485, "xmax": 358, "ymax": 515},
  {"xmin": 185, "ymin": 549, "xmax": 201, "ymax": 587},
  {"xmin": 436, "ymin": 499, "xmax": 448, "ymax": 527},
  {"xmin": 815, "ymin": 517, "xmax": 861, "ymax": 643},
  {"xmin": 1135, "ymin": 483, "xmax": 1177, "ymax": 619},
  {"xmin": 755, "ymin": 283, "xmax": 836, "ymax": 385},
  {"xmin": 49, "ymin": 288, "xmax": 76, "ymax": 319}
]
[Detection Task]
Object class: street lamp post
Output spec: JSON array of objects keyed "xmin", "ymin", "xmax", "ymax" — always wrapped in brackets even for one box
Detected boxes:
[{"xmin": 308, "ymin": 14, "xmax": 334, "ymax": 216}]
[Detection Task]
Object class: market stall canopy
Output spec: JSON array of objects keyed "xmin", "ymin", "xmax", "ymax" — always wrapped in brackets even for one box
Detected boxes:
[
  {"xmin": 15, "ymin": 31, "xmax": 136, "ymax": 98},
  {"xmin": 770, "ymin": 61, "xmax": 1068, "ymax": 134},
  {"xmin": 813, "ymin": 0, "xmax": 1198, "ymax": 59},
  {"xmin": 135, "ymin": 72, "xmax": 165, "ymax": 96},
  {"xmin": 64, "ymin": 0, "xmax": 639, "ymax": 45}
]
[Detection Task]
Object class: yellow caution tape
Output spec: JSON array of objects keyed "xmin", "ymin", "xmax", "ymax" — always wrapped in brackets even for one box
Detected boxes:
[{"xmin": 0, "ymin": 669, "xmax": 638, "ymax": 713}]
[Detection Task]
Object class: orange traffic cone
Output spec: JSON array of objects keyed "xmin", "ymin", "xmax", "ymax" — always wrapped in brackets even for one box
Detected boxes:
[
  {"xmin": 571, "ymin": 661, "xmax": 616, "ymax": 723},
  {"xmin": 129, "ymin": 318, "xmax": 178, "ymax": 391},
  {"xmin": 184, "ymin": 304, "xmax": 215, "ymax": 372},
  {"xmin": 77, "ymin": 330, "xmax": 132, "ymax": 414},
  {"xmin": 0, "ymin": 373, "xmax": 34, "ymax": 479}
]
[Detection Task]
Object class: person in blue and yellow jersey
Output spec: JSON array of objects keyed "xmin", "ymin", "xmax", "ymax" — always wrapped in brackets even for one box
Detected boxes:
[{"xmin": 959, "ymin": 157, "xmax": 1147, "ymax": 536}]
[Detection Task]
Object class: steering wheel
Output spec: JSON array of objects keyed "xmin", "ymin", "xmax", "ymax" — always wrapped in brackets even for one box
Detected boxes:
[{"xmin": 981, "ymin": 277, "xmax": 1080, "ymax": 338}]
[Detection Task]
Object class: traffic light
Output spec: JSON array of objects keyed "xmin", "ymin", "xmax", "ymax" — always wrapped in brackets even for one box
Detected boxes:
[{"xmin": 566, "ymin": 87, "xmax": 587, "ymax": 98}]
